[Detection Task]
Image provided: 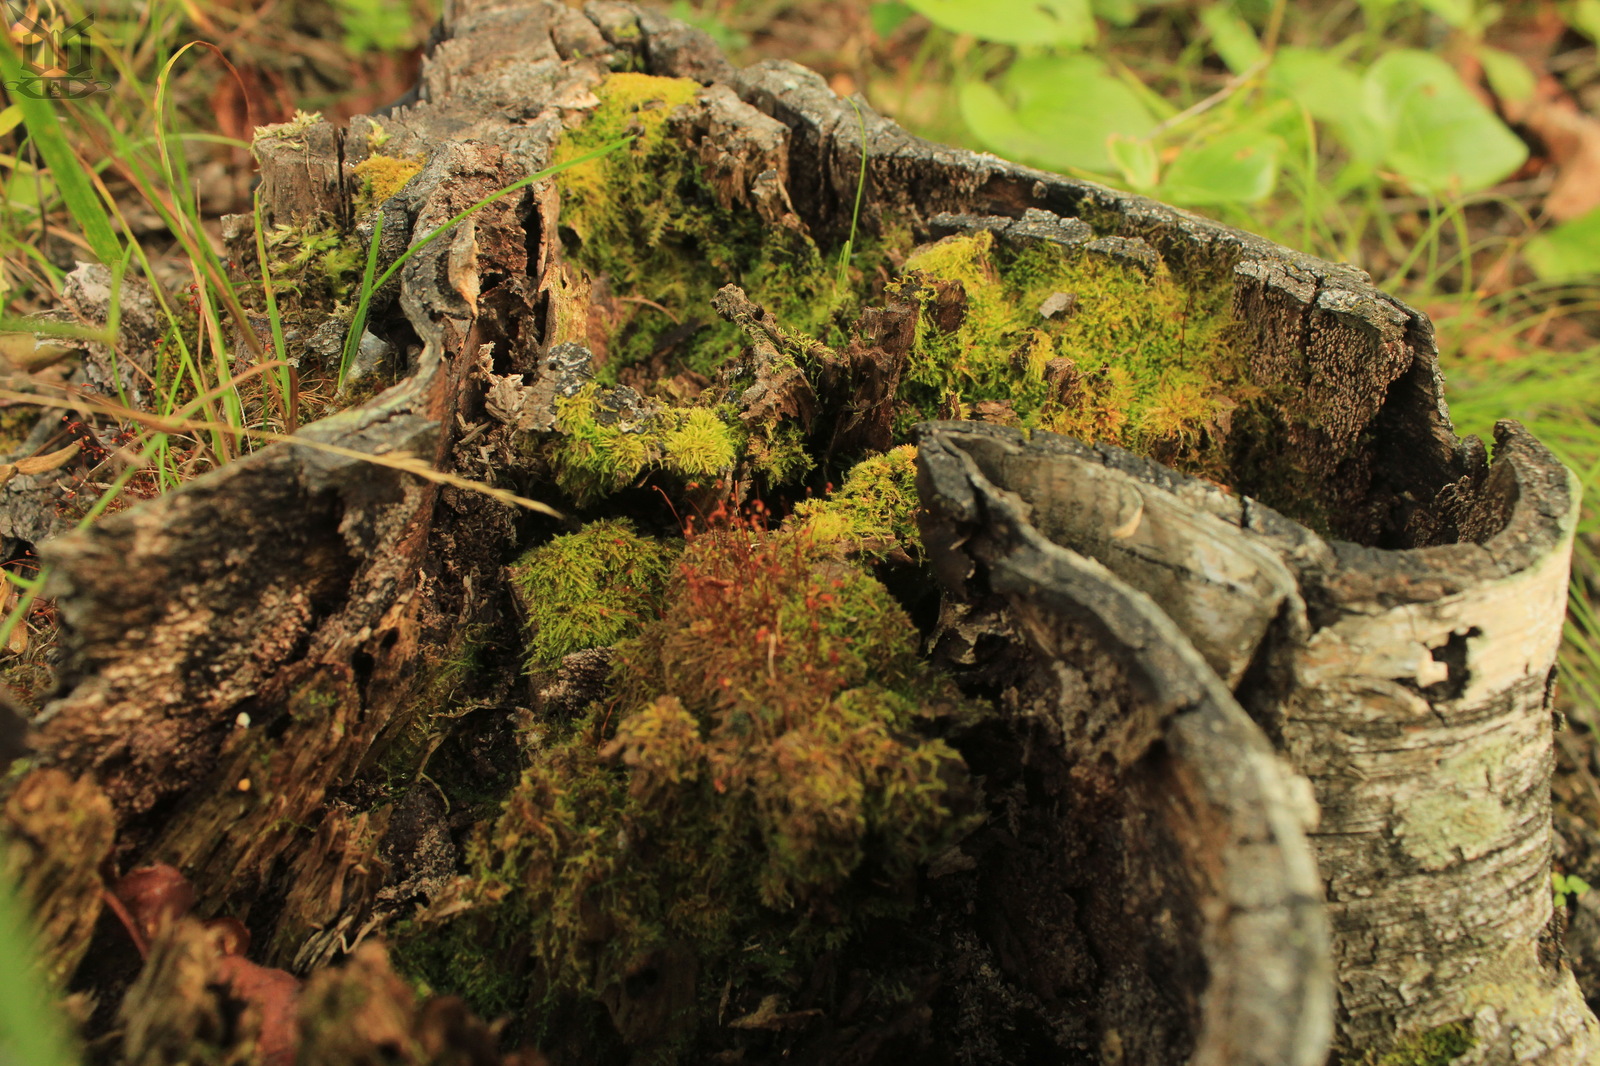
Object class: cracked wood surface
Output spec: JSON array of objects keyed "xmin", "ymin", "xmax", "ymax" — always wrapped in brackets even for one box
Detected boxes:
[{"xmin": 0, "ymin": 1, "xmax": 1587, "ymax": 1063}]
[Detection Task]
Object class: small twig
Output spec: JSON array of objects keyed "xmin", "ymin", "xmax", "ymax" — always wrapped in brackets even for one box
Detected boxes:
[
  {"xmin": 1150, "ymin": 55, "xmax": 1271, "ymax": 137},
  {"xmin": 616, "ymin": 295, "xmax": 681, "ymax": 324}
]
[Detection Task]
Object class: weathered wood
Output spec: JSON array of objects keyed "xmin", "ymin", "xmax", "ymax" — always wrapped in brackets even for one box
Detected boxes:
[
  {"xmin": 0, "ymin": 1, "xmax": 1585, "ymax": 1063},
  {"xmin": 917, "ymin": 426, "xmax": 1331, "ymax": 1066},
  {"xmin": 916, "ymin": 419, "xmax": 1592, "ymax": 1063}
]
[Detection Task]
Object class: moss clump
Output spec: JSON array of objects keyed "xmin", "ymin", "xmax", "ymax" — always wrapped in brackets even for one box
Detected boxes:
[
  {"xmin": 551, "ymin": 73, "xmax": 858, "ymax": 382},
  {"xmin": 1344, "ymin": 1021, "xmax": 1476, "ymax": 1065},
  {"xmin": 479, "ymin": 524, "xmax": 975, "ymax": 1058},
  {"xmin": 508, "ymin": 519, "xmax": 678, "ymax": 672},
  {"xmin": 251, "ymin": 108, "xmax": 323, "ymax": 144},
  {"xmin": 894, "ymin": 229, "xmax": 1250, "ymax": 474},
  {"xmin": 790, "ymin": 444, "xmax": 923, "ymax": 561},
  {"xmin": 550, "ymin": 382, "xmax": 748, "ymax": 502},
  {"xmin": 351, "ymin": 153, "xmax": 422, "ymax": 212},
  {"xmin": 548, "ymin": 385, "xmax": 746, "ymax": 504},
  {"xmin": 264, "ymin": 223, "xmax": 364, "ymax": 303}
]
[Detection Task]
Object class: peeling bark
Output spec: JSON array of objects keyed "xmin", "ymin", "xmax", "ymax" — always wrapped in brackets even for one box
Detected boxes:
[{"xmin": 0, "ymin": 2, "xmax": 1586, "ymax": 1065}]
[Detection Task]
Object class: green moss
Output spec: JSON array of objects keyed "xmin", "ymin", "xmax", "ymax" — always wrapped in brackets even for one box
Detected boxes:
[
  {"xmin": 251, "ymin": 108, "xmax": 323, "ymax": 145},
  {"xmin": 508, "ymin": 519, "xmax": 679, "ymax": 673},
  {"xmin": 551, "ymin": 73, "xmax": 867, "ymax": 382},
  {"xmin": 1344, "ymin": 1021, "xmax": 1476, "ymax": 1066},
  {"xmin": 893, "ymin": 229, "xmax": 1249, "ymax": 475},
  {"xmin": 389, "ymin": 905, "xmax": 536, "ymax": 1033},
  {"xmin": 478, "ymin": 525, "xmax": 976, "ymax": 1058},
  {"xmin": 791, "ymin": 444, "xmax": 923, "ymax": 561},
  {"xmin": 264, "ymin": 222, "xmax": 364, "ymax": 303},
  {"xmin": 351, "ymin": 153, "xmax": 422, "ymax": 212},
  {"xmin": 548, "ymin": 385, "xmax": 747, "ymax": 505}
]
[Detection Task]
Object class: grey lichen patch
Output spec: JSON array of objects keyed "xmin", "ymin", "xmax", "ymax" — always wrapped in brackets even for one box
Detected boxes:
[{"xmin": 1393, "ymin": 740, "xmax": 1516, "ymax": 871}]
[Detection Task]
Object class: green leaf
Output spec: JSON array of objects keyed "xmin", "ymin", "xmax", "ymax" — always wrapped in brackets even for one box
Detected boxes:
[
  {"xmin": 869, "ymin": 1, "xmax": 916, "ymax": 37},
  {"xmin": 1524, "ymin": 206, "xmax": 1600, "ymax": 281},
  {"xmin": 334, "ymin": 0, "xmax": 417, "ymax": 52},
  {"xmin": 1199, "ymin": 5, "xmax": 1263, "ymax": 74},
  {"xmin": 1108, "ymin": 134, "xmax": 1159, "ymax": 190},
  {"xmin": 959, "ymin": 54, "xmax": 1156, "ymax": 173},
  {"xmin": 1418, "ymin": 0, "xmax": 1475, "ymax": 26},
  {"xmin": 1478, "ymin": 45, "xmax": 1536, "ymax": 105},
  {"xmin": 1159, "ymin": 126, "xmax": 1281, "ymax": 205},
  {"xmin": 1091, "ymin": 0, "xmax": 1142, "ymax": 26},
  {"xmin": 1364, "ymin": 49, "xmax": 1527, "ymax": 193},
  {"xmin": 1571, "ymin": 0, "xmax": 1600, "ymax": 42},
  {"xmin": 904, "ymin": 0, "xmax": 1095, "ymax": 46},
  {"xmin": 1270, "ymin": 48, "xmax": 1387, "ymax": 162}
]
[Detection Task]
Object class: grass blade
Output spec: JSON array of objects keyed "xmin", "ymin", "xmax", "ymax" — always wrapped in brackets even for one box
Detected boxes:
[{"xmin": 0, "ymin": 41, "xmax": 121, "ymax": 265}]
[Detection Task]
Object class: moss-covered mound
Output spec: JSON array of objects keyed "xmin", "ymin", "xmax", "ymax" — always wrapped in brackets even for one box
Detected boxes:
[{"xmin": 476, "ymin": 523, "xmax": 974, "ymax": 1057}]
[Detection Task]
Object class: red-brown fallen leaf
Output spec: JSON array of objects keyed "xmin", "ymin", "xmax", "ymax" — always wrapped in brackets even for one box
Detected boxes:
[
  {"xmin": 215, "ymin": 953, "xmax": 302, "ymax": 1066},
  {"xmin": 1501, "ymin": 77, "xmax": 1600, "ymax": 222},
  {"xmin": 112, "ymin": 864, "xmax": 196, "ymax": 946}
]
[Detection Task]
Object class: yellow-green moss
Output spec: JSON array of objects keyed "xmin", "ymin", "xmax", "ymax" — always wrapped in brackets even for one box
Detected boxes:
[
  {"xmin": 894, "ymin": 229, "xmax": 1250, "ymax": 475},
  {"xmin": 1344, "ymin": 1021, "xmax": 1475, "ymax": 1066},
  {"xmin": 791, "ymin": 444, "xmax": 923, "ymax": 561},
  {"xmin": 551, "ymin": 73, "xmax": 865, "ymax": 382},
  {"xmin": 549, "ymin": 385, "xmax": 746, "ymax": 504},
  {"xmin": 508, "ymin": 519, "xmax": 679, "ymax": 672},
  {"xmin": 351, "ymin": 153, "xmax": 422, "ymax": 212},
  {"xmin": 251, "ymin": 108, "xmax": 323, "ymax": 145},
  {"xmin": 264, "ymin": 223, "xmax": 364, "ymax": 302},
  {"xmin": 478, "ymin": 525, "xmax": 976, "ymax": 1057}
]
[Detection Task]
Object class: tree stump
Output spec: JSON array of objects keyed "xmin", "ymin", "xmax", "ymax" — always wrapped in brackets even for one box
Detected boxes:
[{"xmin": 3, "ymin": 2, "xmax": 1590, "ymax": 1064}]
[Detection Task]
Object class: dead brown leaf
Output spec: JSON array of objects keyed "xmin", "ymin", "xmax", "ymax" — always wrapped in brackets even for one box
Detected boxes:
[
  {"xmin": 1502, "ymin": 78, "xmax": 1600, "ymax": 221},
  {"xmin": 13, "ymin": 442, "xmax": 80, "ymax": 476}
]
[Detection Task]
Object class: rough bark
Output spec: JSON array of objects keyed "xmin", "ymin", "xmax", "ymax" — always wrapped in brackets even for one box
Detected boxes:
[{"xmin": 0, "ymin": 2, "xmax": 1586, "ymax": 1065}]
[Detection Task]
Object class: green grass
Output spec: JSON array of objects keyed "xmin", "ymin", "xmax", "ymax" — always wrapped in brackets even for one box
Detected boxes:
[{"xmin": 0, "ymin": 868, "xmax": 78, "ymax": 1066}]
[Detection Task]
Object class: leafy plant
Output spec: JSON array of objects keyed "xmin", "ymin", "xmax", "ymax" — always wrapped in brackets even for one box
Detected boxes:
[
  {"xmin": 916, "ymin": 0, "xmax": 1531, "ymax": 207},
  {"xmin": 1554, "ymin": 871, "xmax": 1593, "ymax": 908}
]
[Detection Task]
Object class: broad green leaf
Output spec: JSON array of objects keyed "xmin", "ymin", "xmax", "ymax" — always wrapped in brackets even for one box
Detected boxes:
[
  {"xmin": 1571, "ymin": 0, "xmax": 1600, "ymax": 43},
  {"xmin": 1418, "ymin": 0, "xmax": 1474, "ymax": 26},
  {"xmin": 1364, "ymin": 49, "xmax": 1527, "ymax": 193},
  {"xmin": 1478, "ymin": 45, "xmax": 1536, "ymax": 105},
  {"xmin": 1159, "ymin": 126, "xmax": 1281, "ymax": 205},
  {"xmin": 869, "ymin": 1, "xmax": 916, "ymax": 37},
  {"xmin": 960, "ymin": 55, "xmax": 1156, "ymax": 173},
  {"xmin": 334, "ymin": 0, "xmax": 416, "ymax": 52},
  {"xmin": 1199, "ymin": 6, "xmax": 1263, "ymax": 74},
  {"xmin": 0, "ymin": 107, "xmax": 20, "ymax": 139},
  {"xmin": 1270, "ymin": 47, "xmax": 1387, "ymax": 162},
  {"xmin": 905, "ymin": 0, "xmax": 1095, "ymax": 46},
  {"xmin": 1108, "ymin": 134, "xmax": 1159, "ymax": 190},
  {"xmin": 1524, "ymin": 207, "xmax": 1600, "ymax": 281},
  {"xmin": 1091, "ymin": 0, "xmax": 1141, "ymax": 27}
]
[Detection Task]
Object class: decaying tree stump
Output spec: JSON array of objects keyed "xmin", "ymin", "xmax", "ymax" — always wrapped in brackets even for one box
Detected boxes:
[{"xmin": 1, "ymin": 2, "xmax": 1590, "ymax": 1064}]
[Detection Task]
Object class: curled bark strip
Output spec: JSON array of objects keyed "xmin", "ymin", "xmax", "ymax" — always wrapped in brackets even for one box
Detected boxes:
[
  {"xmin": 917, "ymin": 424, "xmax": 1332, "ymax": 1066},
  {"xmin": 917, "ymin": 419, "xmax": 1591, "ymax": 1063},
  {"xmin": 3, "ymin": 2, "xmax": 1586, "ymax": 1063}
]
